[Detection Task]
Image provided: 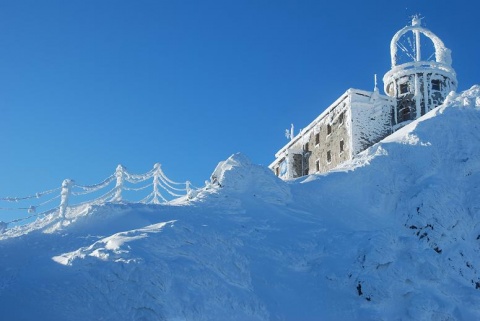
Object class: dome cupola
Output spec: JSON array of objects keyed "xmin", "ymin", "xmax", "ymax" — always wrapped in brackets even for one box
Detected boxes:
[{"xmin": 383, "ymin": 16, "xmax": 457, "ymax": 126}]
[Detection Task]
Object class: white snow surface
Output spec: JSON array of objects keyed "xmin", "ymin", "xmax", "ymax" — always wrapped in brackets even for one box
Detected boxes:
[{"xmin": 1, "ymin": 86, "xmax": 480, "ymax": 320}]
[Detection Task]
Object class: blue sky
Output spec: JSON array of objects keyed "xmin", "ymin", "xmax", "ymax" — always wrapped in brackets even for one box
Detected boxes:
[{"xmin": 1, "ymin": 0, "xmax": 479, "ymax": 222}]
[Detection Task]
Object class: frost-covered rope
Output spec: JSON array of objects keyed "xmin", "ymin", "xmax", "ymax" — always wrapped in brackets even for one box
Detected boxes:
[
  {"xmin": 0, "ymin": 187, "xmax": 61, "ymax": 202},
  {"xmin": 140, "ymin": 191, "xmax": 168, "ymax": 204},
  {"xmin": 0, "ymin": 193, "xmax": 60, "ymax": 213},
  {"xmin": 157, "ymin": 174, "xmax": 187, "ymax": 192},
  {"xmin": 0, "ymin": 206, "xmax": 31, "ymax": 211},
  {"xmin": 123, "ymin": 183, "xmax": 153, "ymax": 192},
  {"xmin": 154, "ymin": 179, "xmax": 184, "ymax": 197},
  {"xmin": 72, "ymin": 175, "xmax": 116, "ymax": 195},
  {"xmin": 124, "ymin": 168, "xmax": 155, "ymax": 183},
  {"xmin": 151, "ymin": 163, "xmax": 188, "ymax": 194},
  {"xmin": 157, "ymin": 165, "xmax": 185, "ymax": 185},
  {"xmin": 71, "ymin": 187, "xmax": 118, "ymax": 208},
  {"xmin": 38, "ymin": 194, "xmax": 61, "ymax": 206},
  {"xmin": 6, "ymin": 208, "xmax": 58, "ymax": 225}
]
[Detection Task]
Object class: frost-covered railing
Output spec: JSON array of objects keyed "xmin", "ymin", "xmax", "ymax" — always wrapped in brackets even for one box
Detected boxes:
[{"xmin": 0, "ymin": 163, "xmax": 194, "ymax": 229}]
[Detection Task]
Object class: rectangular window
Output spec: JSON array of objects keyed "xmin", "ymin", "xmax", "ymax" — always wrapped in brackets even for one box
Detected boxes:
[
  {"xmin": 400, "ymin": 107, "xmax": 411, "ymax": 122},
  {"xmin": 304, "ymin": 143, "xmax": 309, "ymax": 152},
  {"xmin": 338, "ymin": 112, "xmax": 344, "ymax": 125},
  {"xmin": 315, "ymin": 133, "xmax": 320, "ymax": 145},
  {"xmin": 432, "ymin": 79, "xmax": 441, "ymax": 91},
  {"xmin": 275, "ymin": 167, "xmax": 279, "ymax": 176},
  {"xmin": 327, "ymin": 150, "xmax": 331, "ymax": 163},
  {"xmin": 315, "ymin": 159, "xmax": 320, "ymax": 172},
  {"xmin": 327, "ymin": 124, "xmax": 332, "ymax": 135},
  {"xmin": 340, "ymin": 139, "xmax": 344, "ymax": 153},
  {"xmin": 399, "ymin": 83, "xmax": 409, "ymax": 94}
]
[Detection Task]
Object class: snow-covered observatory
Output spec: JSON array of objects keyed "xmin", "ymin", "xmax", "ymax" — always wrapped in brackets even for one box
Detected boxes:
[
  {"xmin": 384, "ymin": 16, "xmax": 457, "ymax": 126},
  {"xmin": 270, "ymin": 17, "xmax": 458, "ymax": 180}
]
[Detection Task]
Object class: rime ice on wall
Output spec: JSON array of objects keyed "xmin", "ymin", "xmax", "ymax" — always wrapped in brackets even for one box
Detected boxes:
[
  {"xmin": 270, "ymin": 89, "xmax": 393, "ymax": 179},
  {"xmin": 350, "ymin": 91, "xmax": 393, "ymax": 155}
]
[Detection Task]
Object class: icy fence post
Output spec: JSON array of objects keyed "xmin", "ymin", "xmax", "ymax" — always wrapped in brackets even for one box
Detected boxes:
[
  {"xmin": 59, "ymin": 179, "xmax": 73, "ymax": 217},
  {"xmin": 113, "ymin": 164, "xmax": 125, "ymax": 202},
  {"xmin": 152, "ymin": 163, "xmax": 161, "ymax": 204}
]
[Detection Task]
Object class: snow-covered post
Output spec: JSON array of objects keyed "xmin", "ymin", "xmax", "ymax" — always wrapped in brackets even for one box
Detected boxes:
[
  {"xmin": 186, "ymin": 181, "xmax": 192, "ymax": 196},
  {"xmin": 59, "ymin": 179, "xmax": 73, "ymax": 218},
  {"xmin": 152, "ymin": 163, "xmax": 161, "ymax": 204},
  {"xmin": 113, "ymin": 164, "xmax": 125, "ymax": 202}
]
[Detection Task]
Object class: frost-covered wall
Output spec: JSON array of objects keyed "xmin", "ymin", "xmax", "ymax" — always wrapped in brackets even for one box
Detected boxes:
[
  {"xmin": 350, "ymin": 91, "xmax": 393, "ymax": 155},
  {"xmin": 270, "ymin": 92, "xmax": 351, "ymax": 178},
  {"xmin": 386, "ymin": 72, "xmax": 455, "ymax": 126},
  {"xmin": 271, "ymin": 89, "xmax": 393, "ymax": 179}
]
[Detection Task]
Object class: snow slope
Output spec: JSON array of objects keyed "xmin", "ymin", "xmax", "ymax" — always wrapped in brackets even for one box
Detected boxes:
[{"xmin": 1, "ymin": 86, "xmax": 480, "ymax": 320}]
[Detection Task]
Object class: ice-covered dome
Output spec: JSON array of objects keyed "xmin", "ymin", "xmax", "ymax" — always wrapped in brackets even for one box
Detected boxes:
[
  {"xmin": 383, "ymin": 16, "xmax": 458, "ymax": 126},
  {"xmin": 389, "ymin": 16, "xmax": 453, "ymax": 68}
]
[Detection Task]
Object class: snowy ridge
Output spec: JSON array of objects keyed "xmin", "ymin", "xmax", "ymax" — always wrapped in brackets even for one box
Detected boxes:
[{"xmin": 0, "ymin": 86, "xmax": 480, "ymax": 320}]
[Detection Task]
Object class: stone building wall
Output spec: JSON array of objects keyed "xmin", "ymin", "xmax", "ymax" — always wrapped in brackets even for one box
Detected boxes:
[
  {"xmin": 269, "ymin": 89, "xmax": 394, "ymax": 179},
  {"xmin": 305, "ymin": 97, "xmax": 351, "ymax": 174}
]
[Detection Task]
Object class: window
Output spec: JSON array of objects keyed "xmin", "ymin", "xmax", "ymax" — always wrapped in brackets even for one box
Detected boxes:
[
  {"xmin": 340, "ymin": 140, "xmax": 344, "ymax": 153},
  {"xmin": 386, "ymin": 83, "xmax": 394, "ymax": 96},
  {"xmin": 338, "ymin": 112, "xmax": 344, "ymax": 125},
  {"xmin": 304, "ymin": 167, "xmax": 309, "ymax": 176},
  {"xmin": 315, "ymin": 133, "xmax": 320, "ymax": 145},
  {"xmin": 304, "ymin": 143, "xmax": 309, "ymax": 152},
  {"xmin": 275, "ymin": 167, "xmax": 280, "ymax": 176},
  {"xmin": 327, "ymin": 150, "xmax": 331, "ymax": 163},
  {"xmin": 399, "ymin": 83, "xmax": 409, "ymax": 94},
  {"xmin": 432, "ymin": 79, "xmax": 441, "ymax": 91},
  {"xmin": 400, "ymin": 107, "xmax": 411, "ymax": 122},
  {"xmin": 315, "ymin": 160, "xmax": 320, "ymax": 172},
  {"xmin": 327, "ymin": 124, "xmax": 332, "ymax": 135}
]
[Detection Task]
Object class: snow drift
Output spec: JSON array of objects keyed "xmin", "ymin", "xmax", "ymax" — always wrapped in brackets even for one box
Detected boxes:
[{"xmin": 1, "ymin": 86, "xmax": 480, "ymax": 320}]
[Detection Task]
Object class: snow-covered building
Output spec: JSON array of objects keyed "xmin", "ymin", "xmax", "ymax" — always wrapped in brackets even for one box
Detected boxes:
[{"xmin": 270, "ymin": 17, "xmax": 457, "ymax": 180}]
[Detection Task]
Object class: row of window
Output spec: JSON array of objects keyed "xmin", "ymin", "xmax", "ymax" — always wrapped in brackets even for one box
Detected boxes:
[
  {"xmin": 311, "ymin": 112, "xmax": 345, "ymax": 147},
  {"xmin": 313, "ymin": 139, "xmax": 345, "ymax": 172},
  {"xmin": 399, "ymin": 79, "xmax": 442, "ymax": 94}
]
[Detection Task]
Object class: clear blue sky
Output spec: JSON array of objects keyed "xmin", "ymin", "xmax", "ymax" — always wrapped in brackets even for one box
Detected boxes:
[{"xmin": 1, "ymin": 0, "xmax": 479, "ymax": 222}]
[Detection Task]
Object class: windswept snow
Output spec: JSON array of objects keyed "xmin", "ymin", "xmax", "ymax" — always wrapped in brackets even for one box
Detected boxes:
[{"xmin": 0, "ymin": 86, "xmax": 480, "ymax": 320}]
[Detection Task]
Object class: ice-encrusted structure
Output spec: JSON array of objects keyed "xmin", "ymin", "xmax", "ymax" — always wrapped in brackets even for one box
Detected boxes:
[
  {"xmin": 384, "ymin": 16, "xmax": 457, "ymax": 126},
  {"xmin": 270, "ymin": 17, "xmax": 458, "ymax": 180}
]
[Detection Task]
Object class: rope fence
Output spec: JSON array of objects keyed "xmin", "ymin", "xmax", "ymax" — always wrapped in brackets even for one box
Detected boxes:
[{"xmin": 0, "ymin": 163, "xmax": 196, "ymax": 231}]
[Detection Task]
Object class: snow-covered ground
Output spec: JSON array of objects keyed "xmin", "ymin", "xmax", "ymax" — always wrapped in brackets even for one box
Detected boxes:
[{"xmin": 1, "ymin": 86, "xmax": 480, "ymax": 320}]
